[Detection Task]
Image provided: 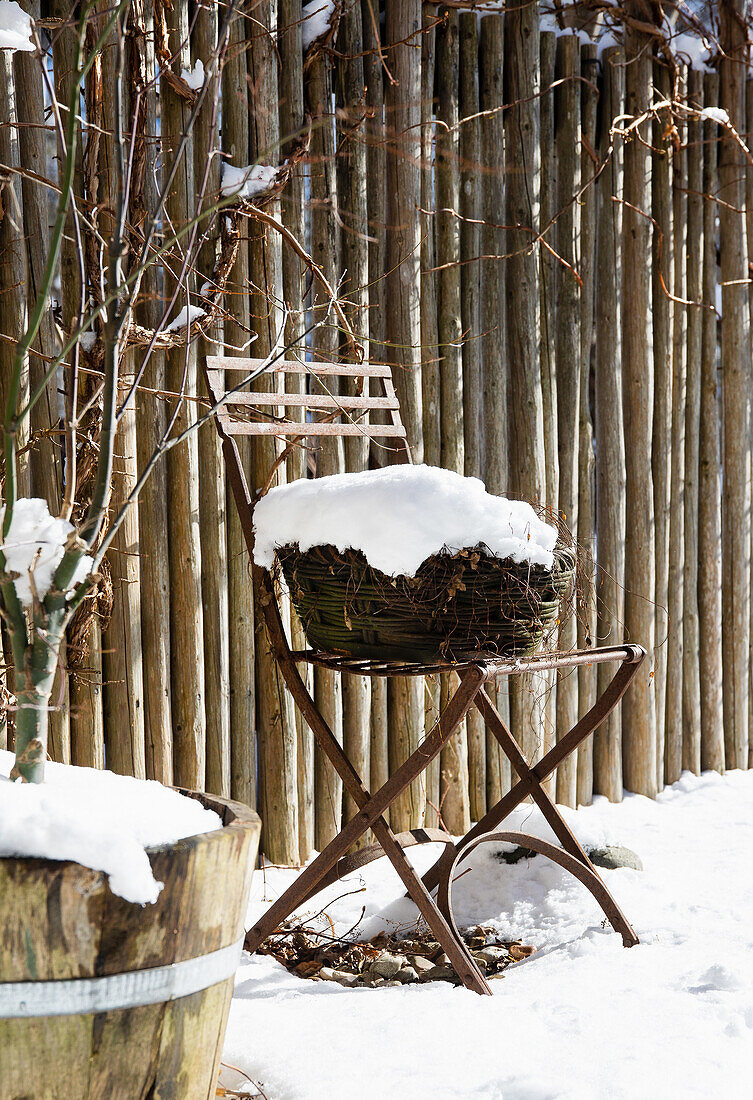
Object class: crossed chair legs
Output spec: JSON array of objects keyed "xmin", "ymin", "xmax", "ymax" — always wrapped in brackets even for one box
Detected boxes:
[{"xmin": 245, "ymin": 646, "xmax": 645, "ymax": 995}]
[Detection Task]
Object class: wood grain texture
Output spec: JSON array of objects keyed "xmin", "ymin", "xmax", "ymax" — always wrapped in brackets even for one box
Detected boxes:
[{"xmin": 0, "ymin": 791, "xmax": 260, "ymax": 1100}]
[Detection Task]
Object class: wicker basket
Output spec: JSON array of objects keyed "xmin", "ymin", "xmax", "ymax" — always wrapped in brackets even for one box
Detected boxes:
[{"xmin": 278, "ymin": 541, "xmax": 576, "ymax": 662}]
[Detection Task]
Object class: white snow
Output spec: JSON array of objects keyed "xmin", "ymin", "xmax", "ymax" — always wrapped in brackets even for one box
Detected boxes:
[
  {"xmin": 226, "ymin": 769, "xmax": 753, "ymax": 1099},
  {"xmin": 699, "ymin": 105, "xmax": 730, "ymax": 126},
  {"xmin": 221, "ymin": 162, "xmax": 279, "ymax": 201},
  {"xmin": 164, "ymin": 304, "xmax": 205, "ymax": 332},
  {"xmin": 180, "ymin": 58, "xmax": 205, "ymax": 90},
  {"xmin": 0, "ymin": 1, "xmax": 34, "ymax": 51},
  {"xmin": 252, "ymin": 465, "xmax": 558, "ymax": 577},
  {"xmin": 0, "ymin": 751, "xmax": 222, "ymax": 905},
  {"xmin": 78, "ymin": 330, "xmax": 97, "ymax": 351},
  {"xmin": 0, "ymin": 498, "xmax": 93, "ymax": 606},
  {"xmin": 301, "ymin": 0, "xmax": 336, "ymax": 50}
]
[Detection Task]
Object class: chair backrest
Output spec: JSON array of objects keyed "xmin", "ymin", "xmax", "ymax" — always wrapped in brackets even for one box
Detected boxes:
[{"xmin": 204, "ymin": 355, "xmax": 408, "ymax": 453}]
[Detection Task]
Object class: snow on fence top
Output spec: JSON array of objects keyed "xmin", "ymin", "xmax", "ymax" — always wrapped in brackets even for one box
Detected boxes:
[
  {"xmin": 0, "ymin": 751, "xmax": 222, "ymax": 905},
  {"xmin": 0, "ymin": 1, "xmax": 34, "ymax": 52},
  {"xmin": 253, "ymin": 465, "xmax": 558, "ymax": 577}
]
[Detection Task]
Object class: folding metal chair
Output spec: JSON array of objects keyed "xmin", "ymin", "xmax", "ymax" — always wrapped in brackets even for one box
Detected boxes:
[{"xmin": 203, "ymin": 352, "xmax": 645, "ymax": 996}]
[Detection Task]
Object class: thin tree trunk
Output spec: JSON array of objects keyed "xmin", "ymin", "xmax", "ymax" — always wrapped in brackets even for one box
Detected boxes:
[
  {"xmin": 719, "ymin": 0, "xmax": 751, "ymax": 771},
  {"xmin": 594, "ymin": 47, "xmax": 626, "ymax": 801},
  {"xmin": 539, "ymin": 30, "xmax": 559, "ymax": 509},
  {"xmin": 698, "ymin": 73, "xmax": 725, "ymax": 774},
  {"xmin": 554, "ymin": 35, "xmax": 581, "ymax": 809},
  {"xmin": 665, "ymin": 74, "xmax": 687, "ymax": 786},
  {"xmin": 222, "ymin": 8, "xmax": 256, "ymax": 808},
  {"xmin": 195, "ymin": 1, "xmax": 230, "ymax": 797},
  {"xmin": 249, "ymin": 0, "xmax": 299, "ymax": 862},
  {"xmin": 576, "ymin": 42, "xmax": 598, "ymax": 806},
  {"xmin": 651, "ymin": 60, "xmax": 673, "ymax": 786},
  {"xmin": 682, "ymin": 68, "xmax": 703, "ymax": 776},
  {"xmin": 621, "ymin": 12, "xmax": 657, "ymax": 797},
  {"xmin": 385, "ymin": 0, "xmax": 426, "ymax": 832}
]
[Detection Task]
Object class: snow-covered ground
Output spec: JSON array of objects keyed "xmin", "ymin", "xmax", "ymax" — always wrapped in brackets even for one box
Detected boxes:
[{"xmin": 225, "ymin": 769, "xmax": 753, "ymax": 1099}]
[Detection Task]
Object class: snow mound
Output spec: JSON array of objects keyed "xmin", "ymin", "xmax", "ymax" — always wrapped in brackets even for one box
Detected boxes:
[
  {"xmin": 252, "ymin": 465, "xmax": 557, "ymax": 577},
  {"xmin": 0, "ymin": 751, "xmax": 222, "ymax": 904},
  {"xmin": 180, "ymin": 58, "xmax": 205, "ymax": 90},
  {"xmin": 0, "ymin": 498, "xmax": 93, "ymax": 606},
  {"xmin": 221, "ymin": 162, "xmax": 279, "ymax": 201},
  {"xmin": 165, "ymin": 303, "xmax": 206, "ymax": 332},
  {"xmin": 302, "ymin": 0, "xmax": 336, "ymax": 50},
  {"xmin": 0, "ymin": 1, "xmax": 34, "ymax": 51}
]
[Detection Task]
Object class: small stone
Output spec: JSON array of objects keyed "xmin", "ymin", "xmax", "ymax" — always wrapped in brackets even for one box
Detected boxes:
[
  {"xmin": 330, "ymin": 969, "xmax": 358, "ymax": 987},
  {"xmin": 471, "ymin": 954, "xmax": 490, "ymax": 971},
  {"xmin": 435, "ymin": 952, "xmax": 450, "ymax": 967},
  {"xmin": 384, "ymin": 980, "xmax": 403, "ymax": 987},
  {"xmin": 508, "ymin": 943, "xmax": 536, "ymax": 961},
  {"xmin": 476, "ymin": 946, "xmax": 510, "ymax": 966},
  {"xmin": 419, "ymin": 964, "xmax": 457, "ymax": 983},
  {"xmin": 396, "ymin": 967, "xmax": 418, "ymax": 984},
  {"xmin": 370, "ymin": 952, "xmax": 405, "ymax": 980},
  {"xmin": 317, "ymin": 967, "xmax": 338, "ymax": 982},
  {"xmin": 408, "ymin": 955, "xmax": 435, "ymax": 974},
  {"xmin": 587, "ymin": 845, "xmax": 643, "ymax": 872}
]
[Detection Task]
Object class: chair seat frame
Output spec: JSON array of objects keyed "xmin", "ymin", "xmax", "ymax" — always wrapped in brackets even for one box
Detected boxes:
[{"xmin": 204, "ymin": 355, "xmax": 645, "ymax": 995}]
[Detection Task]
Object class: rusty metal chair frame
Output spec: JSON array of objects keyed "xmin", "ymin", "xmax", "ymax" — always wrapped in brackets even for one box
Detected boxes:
[{"xmin": 203, "ymin": 353, "xmax": 645, "ymax": 996}]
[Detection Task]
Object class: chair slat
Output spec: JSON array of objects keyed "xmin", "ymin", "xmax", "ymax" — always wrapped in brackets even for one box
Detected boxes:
[
  {"xmin": 218, "ymin": 420, "xmax": 407, "ymax": 438},
  {"xmin": 225, "ymin": 392, "xmax": 399, "ymax": 410},
  {"xmin": 206, "ymin": 356, "xmax": 391, "ymax": 378}
]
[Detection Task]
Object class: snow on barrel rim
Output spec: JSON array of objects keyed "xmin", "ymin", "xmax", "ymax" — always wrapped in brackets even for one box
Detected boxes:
[{"xmin": 252, "ymin": 465, "xmax": 557, "ymax": 578}]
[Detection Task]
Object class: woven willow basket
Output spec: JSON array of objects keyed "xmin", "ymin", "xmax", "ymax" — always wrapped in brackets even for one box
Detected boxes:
[{"xmin": 277, "ymin": 541, "xmax": 576, "ymax": 662}]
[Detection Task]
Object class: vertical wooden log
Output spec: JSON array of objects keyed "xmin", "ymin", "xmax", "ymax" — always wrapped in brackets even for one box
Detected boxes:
[
  {"xmin": 719, "ymin": 0, "xmax": 751, "ymax": 771},
  {"xmin": 505, "ymin": 0, "xmax": 547, "ymax": 773},
  {"xmin": 133, "ymin": 0, "xmax": 171, "ymax": 783},
  {"xmin": 651, "ymin": 60, "xmax": 673, "ymax": 784},
  {"xmin": 554, "ymin": 35, "xmax": 581, "ymax": 809},
  {"xmin": 665, "ymin": 74, "xmax": 687, "ymax": 786},
  {"xmin": 362, "ymin": 0, "xmax": 389, "ymax": 816},
  {"xmin": 479, "ymin": 12, "xmax": 511, "ymax": 803},
  {"xmin": 249, "ymin": 1, "xmax": 299, "ymax": 862},
  {"xmin": 621, "ymin": 12, "xmax": 656, "ymax": 797},
  {"xmin": 594, "ymin": 47, "xmax": 626, "ymax": 800},
  {"xmin": 698, "ymin": 74, "xmax": 724, "ymax": 774},
  {"xmin": 162, "ymin": 1, "xmax": 204, "ymax": 789},
  {"xmin": 576, "ymin": 42, "xmax": 598, "ymax": 807},
  {"xmin": 539, "ymin": 30, "xmax": 559, "ymax": 509},
  {"xmin": 421, "ymin": 18, "xmax": 441, "ymax": 827},
  {"xmin": 336, "ymin": 1, "xmax": 372, "ymax": 838},
  {"xmin": 459, "ymin": 12, "xmax": 485, "ymax": 823},
  {"xmin": 308, "ymin": 38, "xmax": 345, "ymax": 852},
  {"xmin": 194, "ymin": 2, "xmax": 230, "ymax": 797},
  {"xmin": 279, "ymin": 0, "xmax": 314, "ymax": 856},
  {"xmin": 222, "ymin": 9, "xmax": 255, "ymax": 808},
  {"xmin": 17, "ymin": 3, "xmax": 69, "ymax": 763},
  {"xmin": 682, "ymin": 69, "xmax": 703, "ymax": 776},
  {"xmin": 436, "ymin": 9, "xmax": 469, "ymax": 834},
  {"xmin": 101, "ymin": 9, "xmax": 146, "ymax": 780},
  {"xmin": 385, "ymin": 0, "xmax": 425, "ymax": 831}
]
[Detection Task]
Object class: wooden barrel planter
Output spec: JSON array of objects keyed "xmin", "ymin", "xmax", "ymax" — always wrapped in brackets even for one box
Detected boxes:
[{"xmin": 0, "ymin": 790, "xmax": 260, "ymax": 1100}]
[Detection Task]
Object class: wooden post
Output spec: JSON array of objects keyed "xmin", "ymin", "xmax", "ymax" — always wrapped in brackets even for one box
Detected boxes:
[
  {"xmin": 17, "ymin": 3, "xmax": 69, "ymax": 764},
  {"xmin": 651, "ymin": 59, "xmax": 673, "ymax": 785},
  {"xmin": 698, "ymin": 73, "xmax": 725, "ymax": 774},
  {"xmin": 576, "ymin": 42, "xmax": 598, "ymax": 807},
  {"xmin": 621, "ymin": 12, "xmax": 657, "ymax": 797},
  {"xmin": 362, "ymin": 0, "xmax": 390, "ymax": 821},
  {"xmin": 133, "ymin": 0, "xmax": 171, "ymax": 783},
  {"xmin": 479, "ymin": 12, "xmax": 511, "ymax": 803},
  {"xmin": 279, "ymin": 0, "xmax": 314, "ymax": 857},
  {"xmin": 682, "ymin": 69, "xmax": 703, "ymax": 775},
  {"xmin": 594, "ymin": 47, "xmax": 626, "ymax": 800},
  {"xmin": 421, "ymin": 17, "xmax": 441, "ymax": 827},
  {"xmin": 539, "ymin": 30, "xmax": 559, "ymax": 509},
  {"xmin": 222, "ymin": 8, "xmax": 256, "ymax": 808},
  {"xmin": 385, "ymin": 0, "xmax": 426, "ymax": 832},
  {"xmin": 101, "ymin": 8, "xmax": 146, "ymax": 780},
  {"xmin": 436, "ymin": 8, "xmax": 469, "ymax": 835},
  {"xmin": 665, "ymin": 72, "xmax": 687, "ymax": 786},
  {"xmin": 336, "ymin": 1, "xmax": 372, "ymax": 839},
  {"xmin": 249, "ymin": 0, "xmax": 299, "ymax": 862},
  {"xmin": 554, "ymin": 35, "xmax": 581, "ymax": 809},
  {"xmin": 719, "ymin": 0, "xmax": 751, "ymax": 771},
  {"xmin": 459, "ymin": 12, "xmax": 485, "ymax": 823},
  {"xmin": 194, "ymin": 2, "xmax": 230, "ymax": 798}
]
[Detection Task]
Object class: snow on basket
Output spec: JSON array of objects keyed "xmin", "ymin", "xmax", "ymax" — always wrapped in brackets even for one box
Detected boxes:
[{"xmin": 253, "ymin": 465, "xmax": 576, "ymax": 661}]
